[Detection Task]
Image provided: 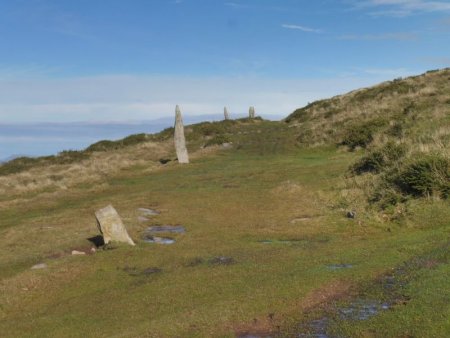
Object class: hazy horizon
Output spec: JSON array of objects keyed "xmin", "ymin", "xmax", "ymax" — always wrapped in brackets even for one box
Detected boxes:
[{"xmin": 0, "ymin": 112, "xmax": 283, "ymax": 160}]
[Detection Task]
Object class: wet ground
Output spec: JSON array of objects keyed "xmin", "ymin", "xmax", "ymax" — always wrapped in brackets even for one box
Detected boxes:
[
  {"xmin": 143, "ymin": 235, "xmax": 175, "ymax": 245},
  {"xmin": 142, "ymin": 225, "xmax": 186, "ymax": 245},
  {"xmin": 237, "ymin": 244, "xmax": 450, "ymax": 338}
]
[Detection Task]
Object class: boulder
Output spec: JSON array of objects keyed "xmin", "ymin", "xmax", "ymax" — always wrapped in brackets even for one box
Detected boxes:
[
  {"xmin": 174, "ymin": 105, "xmax": 189, "ymax": 164},
  {"xmin": 95, "ymin": 205, "xmax": 135, "ymax": 246}
]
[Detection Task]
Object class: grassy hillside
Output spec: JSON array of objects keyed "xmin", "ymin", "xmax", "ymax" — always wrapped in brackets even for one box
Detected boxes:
[
  {"xmin": 286, "ymin": 69, "xmax": 449, "ymax": 217},
  {"xmin": 0, "ymin": 70, "xmax": 449, "ymax": 337}
]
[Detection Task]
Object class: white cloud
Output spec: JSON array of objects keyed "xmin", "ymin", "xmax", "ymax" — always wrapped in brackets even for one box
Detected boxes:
[
  {"xmin": 354, "ymin": 0, "xmax": 450, "ymax": 16},
  {"xmin": 282, "ymin": 24, "xmax": 322, "ymax": 33},
  {"xmin": 0, "ymin": 74, "xmax": 398, "ymax": 123}
]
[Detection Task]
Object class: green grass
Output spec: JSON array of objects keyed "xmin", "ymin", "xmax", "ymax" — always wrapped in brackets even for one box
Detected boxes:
[{"xmin": 0, "ymin": 137, "xmax": 448, "ymax": 336}]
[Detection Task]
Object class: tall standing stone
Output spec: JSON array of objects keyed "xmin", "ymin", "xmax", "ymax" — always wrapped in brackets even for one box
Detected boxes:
[
  {"xmin": 95, "ymin": 205, "xmax": 135, "ymax": 246},
  {"xmin": 224, "ymin": 107, "xmax": 230, "ymax": 120},
  {"xmin": 174, "ymin": 105, "xmax": 189, "ymax": 164},
  {"xmin": 249, "ymin": 106, "xmax": 255, "ymax": 119}
]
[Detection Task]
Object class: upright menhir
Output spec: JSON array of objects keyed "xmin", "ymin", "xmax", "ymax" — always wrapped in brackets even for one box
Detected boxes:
[{"xmin": 174, "ymin": 105, "xmax": 190, "ymax": 164}]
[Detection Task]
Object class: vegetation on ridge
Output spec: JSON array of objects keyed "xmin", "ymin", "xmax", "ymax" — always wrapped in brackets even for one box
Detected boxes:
[{"xmin": 286, "ymin": 68, "xmax": 450, "ymax": 212}]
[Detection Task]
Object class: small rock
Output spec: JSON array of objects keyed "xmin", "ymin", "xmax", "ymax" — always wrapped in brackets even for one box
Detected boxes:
[
  {"xmin": 147, "ymin": 225, "xmax": 186, "ymax": 233},
  {"xmin": 123, "ymin": 266, "xmax": 162, "ymax": 276},
  {"xmin": 142, "ymin": 267, "xmax": 162, "ymax": 275},
  {"xmin": 347, "ymin": 211, "xmax": 356, "ymax": 219},
  {"xmin": 71, "ymin": 250, "xmax": 86, "ymax": 256},
  {"xmin": 209, "ymin": 256, "xmax": 235, "ymax": 265},
  {"xmin": 90, "ymin": 247, "xmax": 97, "ymax": 253},
  {"xmin": 290, "ymin": 217, "xmax": 311, "ymax": 224},
  {"xmin": 138, "ymin": 216, "xmax": 150, "ymax": 222},
  {"xmin": 159, "ymin": 158, "xmax": 172, "ymax": 165},
  {"xmin": 222, "ymin": 143, "xmax": 232, "ymax": 148},
  {"xmin": 31, "ymin": 263, "xmax": 47, "ymax": 270},
  {"xmin": 143, "ymin": 236, "xmax": 175, "ymax": 245},
  {"xmin": 137, "ymin": 208, "xmax": 160, "ymax": 216}
]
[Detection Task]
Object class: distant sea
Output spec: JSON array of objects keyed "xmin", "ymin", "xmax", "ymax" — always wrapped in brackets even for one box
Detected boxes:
[{"xmin": 0, "ymin": 114, "xmax": 282, "ymax": 162}]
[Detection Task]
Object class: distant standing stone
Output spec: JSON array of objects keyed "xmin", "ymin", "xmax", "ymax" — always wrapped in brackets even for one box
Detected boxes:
[
  {"xmin": 95, "ymin": 205, "xmax": 135, "ymax": 246},
  {"xmin": 174, "ymin": 105, "xmax": 189, "ymax": 164},
  {"xmin": 224, "ymin": 107, "xmax": 230, "ymax": 120},
  {"xmin": 249, "ymin": 106, "xmax": 255, "ymax": 119}
]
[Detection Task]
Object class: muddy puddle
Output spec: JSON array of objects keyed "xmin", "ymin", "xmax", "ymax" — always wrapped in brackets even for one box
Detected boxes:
[
  {"xmin": 237, "ymin": 243, "xmax": 448, "ymax": 338},
  {"xmin": 293, "ymin": 252, "xmax": 446, "ymax": 337}
]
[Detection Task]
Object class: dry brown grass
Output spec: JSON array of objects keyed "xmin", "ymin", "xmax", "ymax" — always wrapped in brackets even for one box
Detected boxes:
[{"xmin": 0, "ymin": 141, "xmax": 172, "ymax": 200}]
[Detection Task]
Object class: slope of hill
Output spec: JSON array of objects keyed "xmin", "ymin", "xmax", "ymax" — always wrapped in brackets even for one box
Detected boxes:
[
  {"xmin": 0, "ymin": 70, "xmax": 449, "ymax": 337},
  {"xmin": 286, "ymin": 69, "xmax": 449, "ymax": 214}
]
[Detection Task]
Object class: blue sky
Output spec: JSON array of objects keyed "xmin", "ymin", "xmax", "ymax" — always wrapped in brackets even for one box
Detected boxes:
[{"xmin": 0, "ymin": 0, "xmax": 449, "ymax": 123}]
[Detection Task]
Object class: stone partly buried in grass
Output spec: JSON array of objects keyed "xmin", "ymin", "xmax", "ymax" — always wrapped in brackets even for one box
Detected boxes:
[
  {"xmin": 95, "ymin": 205, "xmax": 135, "ymax": 246},
  {"xmin": 143, "ymin": 236, "xmax": 175, "ymax": 245}
]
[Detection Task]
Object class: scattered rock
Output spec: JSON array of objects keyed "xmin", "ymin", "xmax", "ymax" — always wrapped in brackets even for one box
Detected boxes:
[
  {"xmin": 137, "ymin": 208, "xmax": 160, "ymax": 216},
  {"xmin": 147, "ymin": 225, "xmax": 185, "ymax": 234},
  {"xmin": 95, "ymin": 205, "xmax": 135, "ymax": 246},
  {"xmin": 327, "ymin": 264, "xmax": 354, "ymax": 270},
  {"xmin": 142, "ymin": 267, "xmax": 162, "ymax": 275},
  {"xmin": 159, "ymin": 158, "xmax": 172, "ymax": 165},
  {"xmin": 222, "ymin": 142, "xmax": 233, "ymax": 148},
  {"xmin": 259, "ymin": 239, "xmax": 309, "ymax": 246},
  {"xmin": 138, "ymin": 216, "xmax": 150, "ymax": 222},
  {"xmin": 347, "ymin": 210, "xmax": 356, "ymax": 219},
  {"xmin": 290, "ymin": 217, "xmax": 311, "ymax": 224},
  {"xmin": 31, "ymin": 263, "xmax": 47, "ymax": 270},
  {"xmin": 185, "ymin": 257, "xmax": 204, "ymax": 267},
  {"xmin": 209, "ymin": 256, "xmax": 235, "ymax": 265},
  {"xmin": 123, "ymin": 266, "xmax": 162, "ymax": 276},
  {"xmin": 143, "ymin": 235, "xmax": 175, "ymax": 245},
  {"xmin": 174, "ymin": 105, "xmax": 189, "ymax": 164},
  {"xmin": 71, "ymin": 250, "xmax": 86, "ymax": 256}
]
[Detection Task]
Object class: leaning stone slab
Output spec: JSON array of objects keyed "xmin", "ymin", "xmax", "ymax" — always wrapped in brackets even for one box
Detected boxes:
[
  {"xmin": 95, "ymin": 205, "xmax": 135, "ymax": 246},
  {"xmin": 174, "ymin": 105, "xmax": 189, "ymax": 164}
]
